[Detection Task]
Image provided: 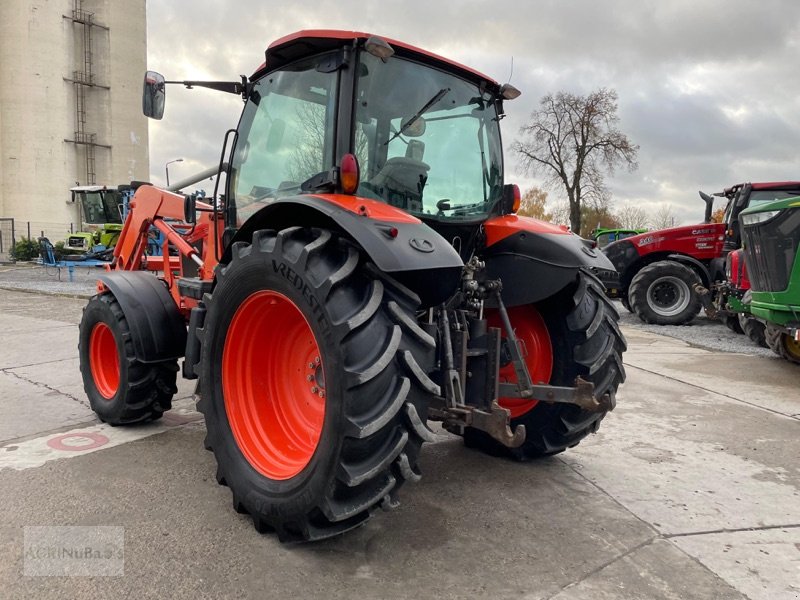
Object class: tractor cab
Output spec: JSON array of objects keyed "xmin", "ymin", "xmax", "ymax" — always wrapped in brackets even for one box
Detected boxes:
[
  {"xmin": 67, "ymin": 186, "xmax": 125, "ymax": 252},
  {"xmin": 225, "ymin": 32, "xmax": 515, "ymax": 259},
  {"xmin": 71, "ymin": 185, "xmax": 124, "ymax": 227},
  {"xmin": 708, "ymin": 182, "xmax": 800, "ymax": 252}
]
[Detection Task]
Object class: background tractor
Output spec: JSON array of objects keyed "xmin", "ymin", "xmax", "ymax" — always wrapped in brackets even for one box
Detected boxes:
[
  {"xmin": 78, "ymin": 30, "xmax": 626, "ymax": 542},
  {"xmin": 741, "ymin": 196, "xmax": 800, "ymax": 363},
  {"xmin": 603, "ymin": 181, "xmax": 800, "ymax": 325},
  {"xmin": 66, "ymin": 185, "xmax": 128, "ymax": 252},
  {"xmin": 713, "ymin": 248, "xmax": 767, "ymax": 346},
  {"xmin": 590, "ymin": 227, "xmax": 647, "ymax": 249}
]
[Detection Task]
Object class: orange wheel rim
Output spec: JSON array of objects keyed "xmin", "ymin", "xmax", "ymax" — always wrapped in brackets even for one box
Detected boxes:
[
  {"xmin": 222, "ymin": 290, "xmax": 325, "ymax": 480},
  {"xmin": 486, "ymin": 305, "xmax": 553, "ymax": 418},
  {"xmin": 89, "ymin": 322, "xmax": 120, "ymax": 399}
]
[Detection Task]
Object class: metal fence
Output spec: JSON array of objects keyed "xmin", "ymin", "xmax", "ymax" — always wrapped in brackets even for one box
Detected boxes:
[
  {"xmin": 20, "ymin": 221, "xmax": 77, "ymax": 245},
  {"xmin": 0, "ymin": 218, "xmax": 15, "ymax": 262},
  {"xmin": 0, "ymin": 220, "xmax": 80, "ymax": 262}
]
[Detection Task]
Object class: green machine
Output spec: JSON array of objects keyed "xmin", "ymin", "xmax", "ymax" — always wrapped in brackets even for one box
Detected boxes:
[
  {"xmin": 591, "ymin": 227, "xmax": 648, "ymax": 249},
  {"xmin": 67, "ymin": 186, "xmax": 125, "ymax": 252},
  {"xmin": 740, "ymin": 196, "xmax": 800, "ymax": 363}
]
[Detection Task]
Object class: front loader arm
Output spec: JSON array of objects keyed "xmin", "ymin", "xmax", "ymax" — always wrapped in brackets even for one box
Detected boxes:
[{"xmin": 113, "ymin": 185, "xmax": 219, "ymax": 280}]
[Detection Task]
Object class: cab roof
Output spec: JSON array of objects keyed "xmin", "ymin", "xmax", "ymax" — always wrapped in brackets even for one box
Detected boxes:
[
  {"xmin": 724, "ymin": 181, "xmax": 800, "ymax": 194},
  {"xmin": 70, "ymin": 185, "xmax": 110, "ymax": 192},
  {"xmin": 750, "ymin": 181, "xmax": 800, "ymax": 190},
  {"xmin": 252, "ymin": 30, "xmax": 498, "ymax": 89}
]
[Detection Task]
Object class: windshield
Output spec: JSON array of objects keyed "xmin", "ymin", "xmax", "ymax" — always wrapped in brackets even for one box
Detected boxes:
[
  {"xmin": 230, "ymin": 53, "xmax": 339, "ymax": 221},
  {"xmin": 724, "ymin": 188, "xmax": 800, "ymax": 225},
  {"xmin": 747, "ymin": 190, "xmax": 800, "ymax": 209},
  {"xmin": 81, "ymin": 191, "xmax": 122, "ymax": 224},
  {"xmin": 354, "ymin": 53, "xmax": 503, "ymax": 220}
]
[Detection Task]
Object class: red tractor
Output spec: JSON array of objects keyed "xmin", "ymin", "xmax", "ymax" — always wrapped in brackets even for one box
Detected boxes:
[
  {"xmin": 604, "ymin": 181, "xmax": 800, "ymax": 325},
  {"xmin": 78, "ymin": 31, "xmax": 625, "ymax": 541},
  {"xmin": 719, "ymin": 248, "xmax": 767, "ymax": 346}
]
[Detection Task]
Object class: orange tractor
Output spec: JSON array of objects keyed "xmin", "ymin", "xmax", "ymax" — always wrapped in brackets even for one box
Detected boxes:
[{"xmin": 79, "ymin": 31, "xmax": 626, "ymax": 542}]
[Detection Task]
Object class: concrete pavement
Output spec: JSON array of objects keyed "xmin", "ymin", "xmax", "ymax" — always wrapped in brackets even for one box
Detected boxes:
[{"xmin": 0, "ymin": 289, "xmax": 797, "ymax": 599}]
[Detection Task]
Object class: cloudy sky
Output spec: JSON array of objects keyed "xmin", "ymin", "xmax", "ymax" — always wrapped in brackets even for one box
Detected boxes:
[{"xmin": 146, "ymin": 0, "xmax": 800, "ymax": 224}]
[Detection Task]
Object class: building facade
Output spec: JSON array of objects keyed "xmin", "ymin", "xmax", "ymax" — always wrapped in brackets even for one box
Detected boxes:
[{"xmin": 0, "ymin": 0, "xmax": 148, "ymax": 241}]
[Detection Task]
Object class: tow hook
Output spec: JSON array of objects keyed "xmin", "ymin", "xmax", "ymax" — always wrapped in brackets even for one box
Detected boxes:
[{"xmin": 693, "ymin": 283, "xmax": 718, "ymax": 318}]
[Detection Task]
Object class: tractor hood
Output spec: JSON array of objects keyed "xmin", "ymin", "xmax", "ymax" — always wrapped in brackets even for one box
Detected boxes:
[{"xmin": 605, "ymin": 223, "xmax": 726, "ymax": 260}]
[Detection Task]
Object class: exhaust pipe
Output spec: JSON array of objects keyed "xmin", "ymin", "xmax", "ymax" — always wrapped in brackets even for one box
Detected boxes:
[
  {"xmin": 699, "ymin": 191, "xmax": 715, "ymax": 223},
  {"xmin": 166, "ymin": 163, "xmax": 228, "ymax": 192}
]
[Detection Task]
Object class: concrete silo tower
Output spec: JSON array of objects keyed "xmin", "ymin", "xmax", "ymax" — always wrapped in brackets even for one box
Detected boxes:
[{"xmin": 0, "ymin": 0, "xmax": 148, "ymax": 243}]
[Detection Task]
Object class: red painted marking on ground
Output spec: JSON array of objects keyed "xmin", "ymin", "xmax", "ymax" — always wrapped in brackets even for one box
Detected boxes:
[{"xmin": 46, "ymin": 432, "xmax": 110, "ymax": 452}]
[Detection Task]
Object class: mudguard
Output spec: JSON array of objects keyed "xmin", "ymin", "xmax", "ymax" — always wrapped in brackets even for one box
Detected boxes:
[
  {"xmin": 603, "ymin": 239, "xmax": 638, "ymax": 277},
  {"xmin": 482, "ymin": 216, "xmax": 617, "ymax": 307},
  {"xmin": 668, "ymin": 253, "xmax": 713, "ymax": 287},
  {"xmin": 97, "ymin": 271, "xmax": 187, "ymax": 362},
  {"xmin": 224, "ymin": 194, "xmax": 464, "ymax": 307}
]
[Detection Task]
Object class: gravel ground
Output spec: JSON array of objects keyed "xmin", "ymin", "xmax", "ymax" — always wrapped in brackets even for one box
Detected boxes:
[
  {"xmin": 614, "ymin": 299, "xmax": 777, "ymax": 358},
  {"xmin": 0, "ymin": 262, "xmax": 98, "ymax": 298}
]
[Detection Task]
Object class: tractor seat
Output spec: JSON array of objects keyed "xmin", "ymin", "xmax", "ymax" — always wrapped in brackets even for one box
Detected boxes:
[{"xmin": 369, "ymin": 157, "xmax": 430, "ymax": 212}]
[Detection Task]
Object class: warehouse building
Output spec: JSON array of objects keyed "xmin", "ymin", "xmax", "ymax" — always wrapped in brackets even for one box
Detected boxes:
[{"xmin": 0, "ymin": 0, "xmax": 148, "ymax": 250}]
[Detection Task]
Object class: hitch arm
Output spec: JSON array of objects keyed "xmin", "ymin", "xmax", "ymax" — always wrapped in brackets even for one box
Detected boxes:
[{"xmin": 499, "ymin": 377, "xmax": 615, "ymax": 413}]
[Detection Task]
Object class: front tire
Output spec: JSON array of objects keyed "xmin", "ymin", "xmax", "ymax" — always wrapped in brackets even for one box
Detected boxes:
[
  {"xmin": 465, "ymin": 270, "xmax": 626, "ymax": 459},
  {"xmin": 765, "ymin": 324, "xmax": 800, "ymax": 364},
  {"xmin": 78, "ymin": 293, "xmax": 178, "ymax": 424},
  {"xmin": 724, "ymin": 314, "xmax": 744, "ymax": 334},
  {"xmin": 739, "ymin": 313, "xmax": 767, "ymax": 348},
  {"xmin": 198, "ymin": 227, "xmax": 437, "ymax": 542},
  {"xmin": 629, "ymin": 260, "xmax": 701, "ymax": 325}
]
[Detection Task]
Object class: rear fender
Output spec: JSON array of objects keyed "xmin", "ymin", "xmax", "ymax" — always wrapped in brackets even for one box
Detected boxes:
[
  {"xmin": 223, "ymin": 195, "xmax": 464, "ymax": 307},
  {"xmin": 97, "ymin": 271, "xmax": 187, "ymax": 362},
  {"xmin": 667, "ymin": 253, "xmax": 712, "ymax": 287},
  {"xmin": 603, "ymin": 239, "xmax": 639, "ymax": 284},
  {"xmin": 482, "ymin": 221, "xmax": 617, "ymax": 306}
]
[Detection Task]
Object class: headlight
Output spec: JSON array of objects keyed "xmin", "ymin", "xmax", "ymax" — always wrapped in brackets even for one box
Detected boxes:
[{"xmin": 741, "ymin": 210, "xmax": 780, "ymax": 226}]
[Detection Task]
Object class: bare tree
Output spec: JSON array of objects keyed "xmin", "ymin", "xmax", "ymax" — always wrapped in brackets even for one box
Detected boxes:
[
  {"xmin": 288, "ymin": 102, "xmax": 368, "ymax": 184},
  {"xmin": 513, "ymin": 88, "xmax": 638, "ymax": 234},
  {"xmin": 650, "ymin": 203, "xmax": 680, "ymax": 229},
  {"xmin": 615, "ymin": 203, "xmax": 650, "ymax": 229},
  {"xmin": 548, "ymin": 201, "xmax": 571, "ymax": 227},
  {"xmin": 517, "ymin": 187, "xmax": 551, "ymax": 221}
]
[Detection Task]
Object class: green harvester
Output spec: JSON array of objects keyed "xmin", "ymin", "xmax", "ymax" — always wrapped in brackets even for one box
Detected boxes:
[
  {"xmin": 590, "ymin": 227, "xmax": 648, "ymax": 249},
  {"xmin": 66, "ymin": 186, "xmax": 125, "ymax": 252}
]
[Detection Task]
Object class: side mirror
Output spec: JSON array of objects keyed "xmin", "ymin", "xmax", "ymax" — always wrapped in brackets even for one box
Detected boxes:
[
  {"xmin": 143, "ymin": 71, "xmax": 166, "ymax": 120},
  {"xmin": 183, "ymin": 193, "xmax": 197, "ymax": 224}
]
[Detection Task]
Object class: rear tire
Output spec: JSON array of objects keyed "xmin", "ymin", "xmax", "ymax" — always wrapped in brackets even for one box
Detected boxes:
[
  {"xmin": 78, "ymin": 293, "xmax": 178, "ymax": 424},
  {"xmin": 464, "ymin": 270, "xmax": 626, "ymax": 459},
  {"xmin": 739, "ymin": 314, "xmax": 767, "ymax": 348},
  {"xmin": 629, "ymin": 260, "xmax": 701, "ymax": 325},
  {"xmin": 765, "ymin": 324, "xmax": 800, "ymax": 364},
  {"xmin": 198, "ymin": 227, "xmax": 437, "ymax": 542}
]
